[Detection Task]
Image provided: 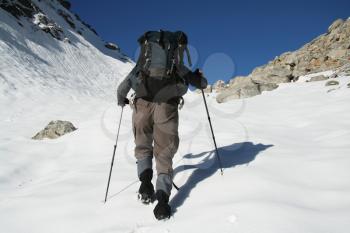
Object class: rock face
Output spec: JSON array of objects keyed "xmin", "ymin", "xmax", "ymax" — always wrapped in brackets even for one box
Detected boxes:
[
  {"xmin": 0, "ymin": 0, "xmax": 39, "ymax": 19},
  {"xmin": 249, "ymin": 18, "xmax": 350, "ymax": 83},
  {"xmin": 32, "ymin": 120, "xmax": 77, "ymax": 140},
  {"xmin": 214, "ymin": 18, "xmax": 350, "ymax": 103}
]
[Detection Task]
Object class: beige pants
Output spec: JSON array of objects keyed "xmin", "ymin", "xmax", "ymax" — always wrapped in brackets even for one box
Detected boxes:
[{"xmin": 132, "ymin": 98, "xmax": 179, "ymax": 175}]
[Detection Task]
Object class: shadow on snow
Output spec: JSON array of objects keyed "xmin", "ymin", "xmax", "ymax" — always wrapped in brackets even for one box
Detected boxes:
[{"xmin": 170, "ymin": 142, "xmax": 274, "ymax": 213}]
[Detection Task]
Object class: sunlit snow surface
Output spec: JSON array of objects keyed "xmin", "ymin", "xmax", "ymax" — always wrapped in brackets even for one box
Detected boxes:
[{"xmin": 1, "ymin": 2, "xmax": 350, "ymax": 233}]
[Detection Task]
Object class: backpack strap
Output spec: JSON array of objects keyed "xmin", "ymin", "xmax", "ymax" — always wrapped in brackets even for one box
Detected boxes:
[
  {"xmin": 185, "ymin": 45, "xmax": 192, "ymax": 67},
  {"xmin": 177, "ymin": 44, "xmax": 185, "ymax": 65}
]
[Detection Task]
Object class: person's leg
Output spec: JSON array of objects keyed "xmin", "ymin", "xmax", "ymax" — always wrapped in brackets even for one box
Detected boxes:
[
  {"xmin": 153, "ymin": 102, "xmax": 179, "ymax": 219},
  {"xmin": 132, "ymin": 98, "xmax": 155, "ymax": 203}
]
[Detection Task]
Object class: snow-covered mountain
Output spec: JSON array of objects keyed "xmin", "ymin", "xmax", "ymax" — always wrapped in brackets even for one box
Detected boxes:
[
  {"xmin": 0, "ymin": 0, "xmax": 133, "ymax": 102},
  {"xmin": 1, "ymin": 1, "xmax": 350, "ymax": 233}
]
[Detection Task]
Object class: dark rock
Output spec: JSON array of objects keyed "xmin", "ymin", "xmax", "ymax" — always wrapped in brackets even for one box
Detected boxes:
[
  {"xmin": 81, "ymin": 21, "xmax": 98, "ymax": 35},
  {"xmin": 74, "ymin": 13, "xmax": 80, "ymax": 21},
  {"xmin": 105, "ymin": 42, "xmax": 120, "ymax": 51},
  {"xmin": 325, "ymin": 80, "xmax": 339, "ymax": 86},
  {"xmin": 57, "ymin": 9, "xmax": 75, "ymax": 29},
  {"xmin": 57, "ymin": 0, "xmax": 71, "ymax": 10},
  {"xmin": 33, "ymin": 13, "xmax": 64, "ymax": 40},
  {"xmin": 0, "ymin": 0, "xmax": 40, "ymax": 19}
]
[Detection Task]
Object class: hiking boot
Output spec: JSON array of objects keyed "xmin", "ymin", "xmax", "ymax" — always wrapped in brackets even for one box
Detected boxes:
[
  {"xmin": 138, "ymin": 169, "xmax": 155, "ymax": 204},
  {"xmin": 153, "ymin": 190, "xmax": 171, "ymax": 220}
]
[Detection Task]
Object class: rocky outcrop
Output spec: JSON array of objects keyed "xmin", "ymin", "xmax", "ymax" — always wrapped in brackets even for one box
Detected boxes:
[
  {"xmin": 33, "ymin": 13, "xmax": 64, "ymax": 40},
  {"xmin": 269, "ymin": 18, "xmax": 349, "ymax": 80},
  {"xmin": 259, "ymin": 83, "xmax": 279, "ymax": 92},
  {"xmin": 57, "ymin": 9, "xmax": 75, "ymax": 29},
  {"xmin": 57, "ymin": 0, "xmax": 71, "ymax": 10},
  {"xmin": 212, "ymin": 80, "xmax": 226, "ymax": 92},
  {"xmin": 216, "ymin": 76, "xmax": 278, "ymax": 103},
  {"xmin": 214, "ymin": 17, "xmax": 350, "ymax": 103},
  {"xmin": 0, "ymin": 0, "xmax": 39, "ymax": 19},
  {"xmin": 248, "ymin": 18, "xmax": 349, "ymax": 85},
  {"xmin": 309, "ymin": 75, "xmax": 328, "ymax": 82},
  {"xmin": 334, "ymin": 63, "xmax": 350, "ymax": 77},
  {"xmin": 0, "ymin": 0, "xmax": 100, "ymax": 39},
  {"xmin": 32, "ymin": 120, "xmax": 77, "ymax": 140}
]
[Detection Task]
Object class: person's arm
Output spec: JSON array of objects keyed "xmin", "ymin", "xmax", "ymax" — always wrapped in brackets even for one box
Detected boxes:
[
  {"xmin": 117, "ymin": 67, "xmax": 134, "ymax": 106},
  {"xmin": 176, "ymin": 63, "xmax": 208, "ymax": 89}
]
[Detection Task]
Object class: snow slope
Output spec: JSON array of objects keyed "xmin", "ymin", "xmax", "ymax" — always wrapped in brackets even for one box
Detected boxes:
[
  {"xmin": 1, "ymin": 1, "xmax": 350, "ymax": 232},
  {"xmin": 0, "ymin": 0, "xmax": 133, "ymax": 102},
  {"xmin": 1, "ymin": 71, "xmax": 350, "ymax": 233}
]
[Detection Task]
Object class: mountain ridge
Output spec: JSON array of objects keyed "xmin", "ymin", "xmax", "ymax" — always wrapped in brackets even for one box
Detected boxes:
[{"xmin": 0, "ymin": 0, "xmax": 133, "ymax": 101}]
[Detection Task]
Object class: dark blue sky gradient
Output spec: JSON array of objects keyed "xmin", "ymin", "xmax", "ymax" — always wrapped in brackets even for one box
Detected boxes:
[{"xmin": 71, "ymin": 0, "xmax": 350, "ymax": 83}]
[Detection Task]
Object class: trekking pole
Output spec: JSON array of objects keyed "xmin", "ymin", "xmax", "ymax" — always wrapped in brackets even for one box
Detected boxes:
[
  {"xmin": 104, "ymin": 107, "xmax": 124, "ymax": 203},
  {"xmin": 201, "ymin": 89, "xmax": 224, "ymax": 175}
]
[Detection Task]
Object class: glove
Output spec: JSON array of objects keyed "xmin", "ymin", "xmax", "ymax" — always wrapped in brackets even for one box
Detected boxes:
[
  {"xmin": 117, "ymin": 94, "xmax": 129, "ymax": 107},
  {"xmin": 194, "ymin": 69, "xmax": 208, "ymax": 89},
  {"xmin": 185, "ymin": 69, "xmax": 208, "ymax": 90}
]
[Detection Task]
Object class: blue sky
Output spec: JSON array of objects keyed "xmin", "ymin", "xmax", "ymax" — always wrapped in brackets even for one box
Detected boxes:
[{"xmin": 71, "ymin": 0, "xmax": 350, "ymax": 84}]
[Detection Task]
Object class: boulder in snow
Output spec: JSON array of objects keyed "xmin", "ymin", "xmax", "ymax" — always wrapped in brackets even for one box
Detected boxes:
[
  {"xmin": 309, "ymin": 75, "xmax": 328, "ymax": 82},
  {"xmin": 259, "ymin": 83, "xmax": 279, "ymax": 92},
  {"xmin": 32, "ymin": 120, "xmax": 77, "ymax": 140},
  {"xmin": 240, "ymin": 84, "xmax": 261, "ymax": 98},
  {"xmin": 105, "ymin": 42, "xmax": 120, "ymax": 51},
  {"xmin": 216, "ymin": 89, "xmax": 240, "ymax": 103},
  {"xmin": 216, "ymin": 76, "xmax": 261, "ymax": 103}
]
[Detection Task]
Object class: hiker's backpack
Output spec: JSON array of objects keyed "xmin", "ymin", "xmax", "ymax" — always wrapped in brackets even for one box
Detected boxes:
[{"xmin": 130, "ymin": 30, "xmax": 192, "ymax": 102}]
